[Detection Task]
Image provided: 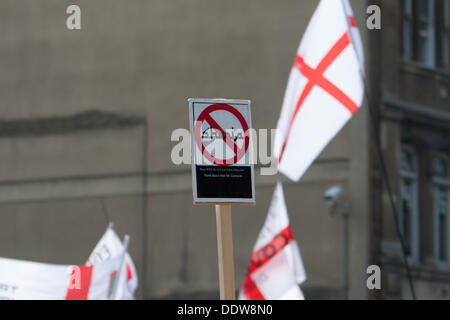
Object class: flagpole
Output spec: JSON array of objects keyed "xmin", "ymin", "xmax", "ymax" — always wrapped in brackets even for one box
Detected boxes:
[{"xmin": 340, "ymin": 0, "xmax": 417, "ymax": 300}]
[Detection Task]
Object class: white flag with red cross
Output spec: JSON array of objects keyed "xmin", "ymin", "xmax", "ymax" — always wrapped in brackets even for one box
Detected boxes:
[
  {"xmin": 0, "ymin": 254, "xmax": 124, "ymax": 300},
  {"xmin": 87, "ymin": 225, "xmax": 138, "ymax": 300},
  {"xmin": 239, "ymin": 183, "xmax": 306, "ymax": 300},
  {"xmin": 274, "ymin": 0, "xmax": 364, "ymax": 181}
]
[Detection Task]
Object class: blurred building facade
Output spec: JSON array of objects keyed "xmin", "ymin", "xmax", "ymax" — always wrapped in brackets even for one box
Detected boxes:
[
  {"xmin": 0, "ymin": 0, "xmax": 447, "ymax": 300},
  {"xmin": 375, "ymin": 0, "xmax": 450, "ymax": 299}
]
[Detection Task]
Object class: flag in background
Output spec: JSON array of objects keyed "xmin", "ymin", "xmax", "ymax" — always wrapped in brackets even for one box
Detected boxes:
[
  {"xmin": 239, "ymin": 183, "xmax": 306, "ymax": 300},
  {"xmin": 274, "ymin": 0, "xmax": 365, "ymax": 181},
  {"xmin": 342, "ymin": 0, "xmax": 364, "ymax": 71},
  {"xmin": 87, "ymin": 225, "xmax": 138, "ymax": 300},
  {"xmin": 0, "ymin": 257, "xmax": 72, "ymax": 300},
  {"xmin": 66, "ymin": 254, "xmax": 125, "ymax": 300},
  {"xmin": 0, "ymin": 254, "xmax": 124, "ymax": 300},
  {"xmin": 0, "ymin": 226, "xmax": 136, "ymax": 300}
]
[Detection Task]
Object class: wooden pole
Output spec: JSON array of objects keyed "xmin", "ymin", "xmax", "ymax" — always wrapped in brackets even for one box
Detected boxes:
[{"xmin": 215, "ymin": 204, "xmax": 236, "ymax": 300}]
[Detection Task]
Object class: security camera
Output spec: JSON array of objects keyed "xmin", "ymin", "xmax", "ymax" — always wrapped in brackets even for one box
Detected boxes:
[
  {"xmin": 323, "ymin": 186, "xmax": 349, "ymax": 217},
  {"xmin": 323, "ymin": 186, "xmax": 342, "ymax": 203}
]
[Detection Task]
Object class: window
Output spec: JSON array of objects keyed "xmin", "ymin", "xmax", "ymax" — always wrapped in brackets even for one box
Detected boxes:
[
  {"xmin": 433, "ymin": 155, "xmax": 450, "ymax": 264},
  {"xmin": 399, "ymin": 147, "xmax": 419, "ymax": 260},
  {"xmin": 418, "ymin": 0, "xmax": 436, "ymax": 67},
  {"xmin": 402, "ymin": 0, "xmax": 449, "ymax": 71},
  {"xmin": 403, "ymin": 0, "xmax": 414, "ymax": 60},
  {"xmin": 439, "ymin": 0, "xmax": 450, "ymax": 70}
]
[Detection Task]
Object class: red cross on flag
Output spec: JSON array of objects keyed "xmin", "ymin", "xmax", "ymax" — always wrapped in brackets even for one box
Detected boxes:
[
  {"xmin": 239, "ymin": 183, "xmax": 306, "ymax": 300},
  {"xmin": 274, "ymin": 0, "xmax": 364, "ymax": 181}
]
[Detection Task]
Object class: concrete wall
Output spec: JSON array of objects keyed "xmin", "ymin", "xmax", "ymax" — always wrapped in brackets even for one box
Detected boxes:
[{"xmin": 0, "ymin": 0, "xmax": 371, "ymax": 299}]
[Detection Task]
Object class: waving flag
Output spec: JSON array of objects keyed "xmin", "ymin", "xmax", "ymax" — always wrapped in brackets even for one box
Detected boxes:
[
  {"xmin": 274, "ymin": 0, "xmax": 364, "ymax": 181},
  {"xmin": 87, "ymin": 225, "xmax": 138, "ymax": 300},
  {"xmin": 0, "ymin": 255, "xmax": 124, "ymax": 300},
  {"xmin": 239, "ymin": 183, "xmax": 306, "ymax": 300}
]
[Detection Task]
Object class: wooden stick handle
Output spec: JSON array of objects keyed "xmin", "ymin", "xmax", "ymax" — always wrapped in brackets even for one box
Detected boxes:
[{"xmin": 215, "ymin": 204, "xmax": 236, "ymax": 300}]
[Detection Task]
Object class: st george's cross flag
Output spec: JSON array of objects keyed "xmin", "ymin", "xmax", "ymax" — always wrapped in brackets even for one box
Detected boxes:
[
  {"xmin": 0, "ymin": 253, "xmax": 125, "ymax": 300},
  {"xmin": 274, "ymin": 0, "xmax": 364, "ymax": 181},
  {"xmin": 87, "ymin": 225, "xmax": 138, "ymax": 300},
  {"xmin": 239, "ymin": 183, "xmax": 306, "ymax": 300}
]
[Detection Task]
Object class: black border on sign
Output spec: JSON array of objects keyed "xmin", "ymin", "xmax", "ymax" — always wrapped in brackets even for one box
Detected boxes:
[{"xmin": 188, "ymin": 98, "xmax": 255, "ymax": 205}]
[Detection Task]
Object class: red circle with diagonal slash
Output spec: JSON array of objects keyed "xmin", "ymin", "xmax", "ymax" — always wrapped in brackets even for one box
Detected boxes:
[{"xmin": 195, "ymin": 104, "xmax": 250, "ymax": 166}]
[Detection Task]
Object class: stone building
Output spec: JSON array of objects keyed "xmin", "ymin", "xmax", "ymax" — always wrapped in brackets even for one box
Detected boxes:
[{"xmin": 373, "ymin": 0, "xmax": 450, "ymax": 299}]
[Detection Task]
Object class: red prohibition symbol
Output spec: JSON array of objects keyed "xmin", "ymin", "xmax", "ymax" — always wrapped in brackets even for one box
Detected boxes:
[{"xmin": 195, "ymin": 104, "xmax": 250, "ymax": 166}]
